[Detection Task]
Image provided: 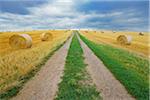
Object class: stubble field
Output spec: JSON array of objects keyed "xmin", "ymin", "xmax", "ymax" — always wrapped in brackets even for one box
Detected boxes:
[{"xmin": 0, "ymin": 30, "xmax": 71, "ymax": 94}]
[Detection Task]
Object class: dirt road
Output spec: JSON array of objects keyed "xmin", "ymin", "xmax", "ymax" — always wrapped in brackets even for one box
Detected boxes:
[
  {"xmin": 11, "ymin": 32, "xmax": 135, "ymax": 100},
  {"xmin": 11, "ymin": 35, "xmax": 73, "ymax": 100},
  {"xmin": 77, "ymin": 34, "xmax": 135, "ymax": 100}
]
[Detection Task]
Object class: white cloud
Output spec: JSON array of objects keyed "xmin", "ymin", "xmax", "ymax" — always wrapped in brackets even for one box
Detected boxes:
[
  {"xmin": 28, "ymin": 0, "xmax": 76, "ymax": 16},
  {"xmin": 0, "ymin": 0, "xmax": 148, "ymax": 32}
]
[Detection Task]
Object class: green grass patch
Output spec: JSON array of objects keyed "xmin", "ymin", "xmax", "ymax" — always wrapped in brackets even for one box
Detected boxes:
[
  {"xmin": 79, "ymin": 32, "xmax": 149, "ymax": 100},
  {"xmin": 0, "ymin": 39, "xmax": 69, "ymax": 100},
  {"xmin": 55, "ymin": 32, "xmax": 101, "ymax": 100}
]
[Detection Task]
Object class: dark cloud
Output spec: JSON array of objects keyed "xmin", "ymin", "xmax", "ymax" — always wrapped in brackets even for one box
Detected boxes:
[{"xmin": 0, "ymin": 0, "xmax": 48, "ymax": 15}]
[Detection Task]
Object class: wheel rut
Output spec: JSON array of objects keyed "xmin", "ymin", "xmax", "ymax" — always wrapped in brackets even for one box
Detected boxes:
[
  {"xmin": 11, "ymin": 35, "xmax": 73, "ymax": 100},
  {"xmin": 77, "ymin": 34, "xmax": 135, "ymax": 100}
]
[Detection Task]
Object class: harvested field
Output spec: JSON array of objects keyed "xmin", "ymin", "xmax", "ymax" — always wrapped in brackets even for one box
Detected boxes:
[
  {"xmin": 0, "ymin": 30, "xmax": 71, "ymax": 97},
  {"xmin": 80, "ymin": 30, "xmax": 149, "ymax": 57},
  {"xmin": 0, "ymin": 1, "xmax": 149, "ymax": 100},
  {"xmin": 77, "ymin": 33, "xmax": 134, "ymax": 100},
  {"xmin": 79, "ymin": 33, "xmax": 149, "ymax": 100},
  {"xmin": 0, "ymin": 29, "xmax": 149, "ymax": 100},
  {"xmin": 11, "ymin": 34, "xmax": 73, "ymax": 100}
]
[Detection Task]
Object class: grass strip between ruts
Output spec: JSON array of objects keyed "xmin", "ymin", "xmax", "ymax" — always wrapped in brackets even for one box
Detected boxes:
[{"xmin": 55, "ymin": 32, "xmax": 101, "ymax": 100}]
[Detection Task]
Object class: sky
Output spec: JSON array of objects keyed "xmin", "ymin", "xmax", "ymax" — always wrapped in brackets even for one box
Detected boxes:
[{"xmin": 0, "ymin": 0, "xmax": 149, "ymax": 32}]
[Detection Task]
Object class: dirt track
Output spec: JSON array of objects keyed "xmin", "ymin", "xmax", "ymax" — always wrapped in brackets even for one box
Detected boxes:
[
  {"xmin": 11, "ymin": 35, "xmax": 73, "ymax": 100},
  {"xmin": 77, "ymin": 34, "xmax": 135, "ymax": 100},
  {"xmin": 11, "ymin": 32, "xmax": 135, "ymax": 100}
]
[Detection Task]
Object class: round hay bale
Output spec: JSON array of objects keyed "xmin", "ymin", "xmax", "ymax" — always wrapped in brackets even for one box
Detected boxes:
[
  {"xmin": 117, "ymin": 35, "xmax": 132, "ymax": 45},
  {"xmin": 85, "ymin": 31, "xmax": 88, "ymax": 33},
  {"xmin": 113, "ymin": 31, "xmax": 116, "ymax": 33},
  {"xmin": 41, "ymin": 32, "xmax": 53, "ymax": 41},
  {"xmin": 139, "ymin": 32, "xmax": 144, "ymax": 36},
  {"xmin": 9, "ymin": 34, "xmax": 32, "ymax": 49},
  {"xmin": 101, "ymin": 31, "xmax": 104, "ymax": 33}
]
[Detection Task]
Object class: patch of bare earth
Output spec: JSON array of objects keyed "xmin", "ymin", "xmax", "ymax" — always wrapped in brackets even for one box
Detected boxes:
[
  {"xmin": 77, "ymin": 34, "xmax": 135, "ymax": 100},
  {"xmin": 11, "ymin": 36, "xmax": 73, "ymax": 100}
]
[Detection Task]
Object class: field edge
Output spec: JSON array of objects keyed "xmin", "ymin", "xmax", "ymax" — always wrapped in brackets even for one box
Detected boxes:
[{"xmin": 0, "ymin": 36, "xmax": 71, "ymax": 100}]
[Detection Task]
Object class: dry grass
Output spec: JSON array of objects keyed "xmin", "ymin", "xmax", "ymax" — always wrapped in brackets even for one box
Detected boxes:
[
  {"xmin": 80, "ymin": 30, "xmax": 149, "ymax": 57},
  {"xmin": 0, "ymin": 30, "xmax": 71, "ymax": 93}
]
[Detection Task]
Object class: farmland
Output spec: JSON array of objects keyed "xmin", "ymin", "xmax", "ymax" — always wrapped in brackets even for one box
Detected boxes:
[
  {"xmin": 0, "ymin": 30, "xmax": 71, "ymax": 97},
  {"xmin": 80, "ymin": 30, "xmax": 149, "ymax": 57},
  {"xmin": 0, "ymin": 0, "xmax": 149, "ymax": 100},
  {"xmin": 0, "ymin": 30, "xmax": 149, "ymax": 100},
  {"xmin": 55, "ymin": 33, "xmax": 101, "ymax": 100},
  {"xmin": 79, "ymin": 31, "xmax": 149, "ymax": 100}
]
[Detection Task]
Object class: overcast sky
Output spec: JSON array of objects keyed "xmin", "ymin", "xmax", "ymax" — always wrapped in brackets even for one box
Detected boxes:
[{"xmin": 0, "ymin": 0, "xmax": 149, "ymax": 32}]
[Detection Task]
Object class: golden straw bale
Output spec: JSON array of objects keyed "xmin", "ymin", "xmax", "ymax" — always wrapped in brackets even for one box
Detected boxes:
[
  {"xmin": 9, "ymin": 34, "xmax": 32, "ymax": 49},
  {"xmin": 139, "ymin": 32, "xmax": 144, "ymax": 36},
  {"xmin": 101, "ymin": 31, "xmax": 104, "ymax": 33},
  {"xmin": 117, "ymin": 35, "xmax": 132, "ymax": 45},
  {"xmin": 41, "ymin": 32, "xmax": 53, "ymax": 41},
  {"xmin": 113, "ymin": 31, "xmax": 116, "ymax": 33}
]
